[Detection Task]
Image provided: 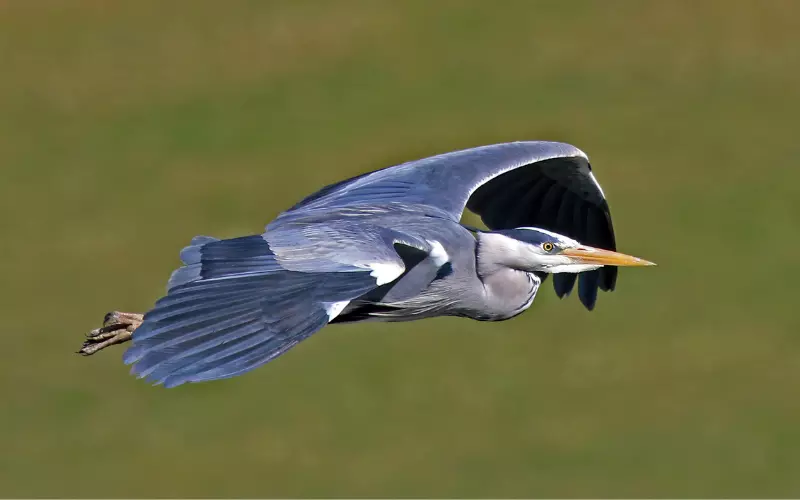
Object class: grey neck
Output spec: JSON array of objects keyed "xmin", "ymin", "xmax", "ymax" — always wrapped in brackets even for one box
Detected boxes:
[{"xmin": 474, "ymin": 232, "xmax": 541, "ymax": 320}]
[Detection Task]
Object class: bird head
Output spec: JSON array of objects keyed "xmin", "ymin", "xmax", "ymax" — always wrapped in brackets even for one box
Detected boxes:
[{"xmin": 494, "ymin": 227, "xmax": 655, "ymax": 273}]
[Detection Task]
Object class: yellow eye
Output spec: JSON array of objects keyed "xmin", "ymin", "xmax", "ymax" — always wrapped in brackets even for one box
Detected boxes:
[{"xmin": 542, "ymin": 242, "xmax": 554, "ymax": 252}]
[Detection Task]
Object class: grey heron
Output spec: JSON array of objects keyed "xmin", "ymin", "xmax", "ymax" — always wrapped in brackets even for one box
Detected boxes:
[{"xmin": 79, "ymin": 141, "xmax": 654, "ymax": 387}]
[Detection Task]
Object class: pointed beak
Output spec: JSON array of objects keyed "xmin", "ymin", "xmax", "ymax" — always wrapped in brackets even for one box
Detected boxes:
[{"xmin": 560, "ymin": 246, "xmax": 656, "ymax": 267}]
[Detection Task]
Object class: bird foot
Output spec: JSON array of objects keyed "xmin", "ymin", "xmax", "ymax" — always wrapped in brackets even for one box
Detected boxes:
[{"xmin": 78, "ymin": 311, "xmax": 143, "ymax": 356}]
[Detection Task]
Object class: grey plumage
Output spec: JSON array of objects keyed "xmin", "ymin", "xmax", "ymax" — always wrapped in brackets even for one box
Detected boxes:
[{"xmin": 122, "ymin": 141, "xmax": 651, "ymax": 387}]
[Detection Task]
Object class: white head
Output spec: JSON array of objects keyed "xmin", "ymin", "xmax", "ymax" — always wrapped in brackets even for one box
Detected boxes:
[{"xmin": 478, "ymin": 227, "xmax": 655, "ymax": 274}]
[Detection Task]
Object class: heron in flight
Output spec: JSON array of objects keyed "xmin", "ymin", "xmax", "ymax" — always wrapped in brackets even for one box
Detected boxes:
[{"xmin": 79, "ymin": 141, "xmax": 654, "ymax": 387}]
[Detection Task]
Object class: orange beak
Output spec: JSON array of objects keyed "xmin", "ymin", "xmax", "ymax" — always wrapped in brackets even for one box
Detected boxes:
[{"xmin": 560, "ymin": 246, "xmax": 656, "ymax": 267}]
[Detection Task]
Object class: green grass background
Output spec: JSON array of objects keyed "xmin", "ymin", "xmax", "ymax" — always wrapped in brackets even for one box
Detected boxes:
[{"xmin": 2, "ymin": 1, "xmax": 799, "ymax": 497}]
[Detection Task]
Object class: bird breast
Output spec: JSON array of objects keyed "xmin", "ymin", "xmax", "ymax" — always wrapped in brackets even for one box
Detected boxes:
[{"xmin": 475, "ymin": 268, "xmax": 540, "ymax": 321}]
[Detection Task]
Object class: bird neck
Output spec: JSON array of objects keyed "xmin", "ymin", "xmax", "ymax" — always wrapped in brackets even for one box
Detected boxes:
[
  {"xmin": 474, "ymin": 232, "xmax": 540, "ymax": 320},
  {"xmin": 475, "ymin": 231, "xmax": 531, "ymax": 276}
]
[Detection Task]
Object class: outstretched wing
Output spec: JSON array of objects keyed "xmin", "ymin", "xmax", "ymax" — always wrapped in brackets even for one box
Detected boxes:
[
  {"xmin": 466, "ymin": 154, "xmax": 616, "ymax": 310},
  {"xmin": 273, "ymin": 141, "xmax": 617, "ymax": 310},
  {"xmin": 272, "ymin": 142, "xmax": 586, "ymax": 224},
  {"xmin": 125, "ymin": 232, "xmax": 449, "ymax": 387}
]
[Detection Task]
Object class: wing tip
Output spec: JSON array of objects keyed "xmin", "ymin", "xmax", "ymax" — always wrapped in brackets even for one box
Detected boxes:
[{"xmin": 577, "ymin": 271, "xmax": 600, "ymax": 311}]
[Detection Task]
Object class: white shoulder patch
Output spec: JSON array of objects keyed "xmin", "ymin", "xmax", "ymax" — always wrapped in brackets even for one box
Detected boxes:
[
  {"xmin": 426, "ymin": 240, "xmax": 450, "ymax": 266},
  {"xmin": 324, "ymin": 300, "xmax": 350, "ymax": 321},
  {"xmin": 368, "ymin": 262, "xmax": 405, "ymax": 285}
]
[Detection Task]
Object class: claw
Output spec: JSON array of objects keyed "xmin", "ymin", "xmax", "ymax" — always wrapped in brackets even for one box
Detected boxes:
[
  {"xmin": 78, "ymin": 311, "xmax": 143, "ymax": 356},
  {"xmin": 87, "ymin": 324, "xmax": 124, "ymax": 337}
]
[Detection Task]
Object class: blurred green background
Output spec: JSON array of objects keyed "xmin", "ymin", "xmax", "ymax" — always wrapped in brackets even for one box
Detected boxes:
[{"xmin": 2, "ymin": 0, "xmax": 799, "ymax": 497}]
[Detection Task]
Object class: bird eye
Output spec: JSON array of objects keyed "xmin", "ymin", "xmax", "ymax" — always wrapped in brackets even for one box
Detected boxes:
[{"xmin": 542, "ymin": 242, "xmax": 554, "ymax": 252}]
